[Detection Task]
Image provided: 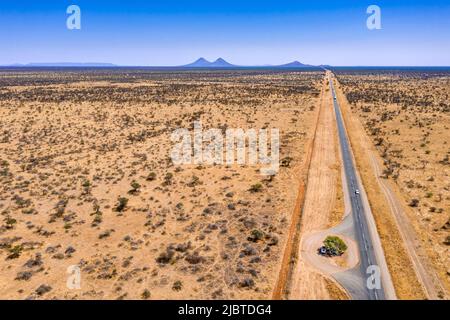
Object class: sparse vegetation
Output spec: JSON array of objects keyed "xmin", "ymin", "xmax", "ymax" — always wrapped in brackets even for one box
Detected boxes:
[
  {"xmin": 172, "ymin": 280, "xmax": 183, "ymax": 291},
  {"xmin": 6, "ymin": 245, "xmax": 23, "ymax": 260},
  {"xmin": 0, "ymin": 69, "xmax": 323, "ymax": 299},
  {"xmin": 249, "ymin": 183, "xmax": 263, "ymax": 193},
  {"xmin": 128, "ymin": 181, "xmax": 141, "ymax": 195},
  {"xmin": 114, "ymin": 197, "xmax": 129, "ymax": 212},
  {"xmin": 146, "ymin": 172, "xmax": 157, "ymax": 181}
]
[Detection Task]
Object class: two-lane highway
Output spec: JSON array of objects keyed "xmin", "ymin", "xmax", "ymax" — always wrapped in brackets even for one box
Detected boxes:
[{"xmin": 329, "ymin": 77, "xmax": 386, "ymax": 300}]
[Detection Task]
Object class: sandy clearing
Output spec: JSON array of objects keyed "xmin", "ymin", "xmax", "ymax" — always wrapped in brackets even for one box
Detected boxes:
[{"xmin": 301, "ymin": 230, "xmax": 359, "ymax": 273}]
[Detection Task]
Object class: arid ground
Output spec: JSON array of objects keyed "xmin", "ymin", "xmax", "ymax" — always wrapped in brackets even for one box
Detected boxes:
[
  {"xmin": 0, "ymin": 68, "xmax": 448, "ymax": 300},
  {"xmin": 0, "ymin": 69, "xmax": 322, "ymax": 299}
]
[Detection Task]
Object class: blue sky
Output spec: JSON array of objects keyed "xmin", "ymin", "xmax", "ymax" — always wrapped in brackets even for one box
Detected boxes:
[{"xmin": 1, "ymin": 1, "xmax": 449, "ymax": 66}]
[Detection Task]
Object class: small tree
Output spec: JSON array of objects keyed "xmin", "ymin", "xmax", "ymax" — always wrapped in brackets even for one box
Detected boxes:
[
  {"xmin": 323, "ymin": 236, "xmax": 348, "ymax": 255},
  {"xmin": 146, "ymin": 172, "xmax": 156, "ymax": 181},
  {"xmin": 114, "ymin": 197, "xmax": 128, "ymax": 212},
  {"xmin": 248, "ymin": 229, "xmax": 265, "ymax": 242},
  {"xmin": 128, "ymin": 181, "xmax": 141, "ymax": 194}
]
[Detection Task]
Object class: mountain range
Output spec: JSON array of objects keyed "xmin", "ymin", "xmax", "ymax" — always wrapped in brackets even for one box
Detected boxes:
[
  {"xmin": 181, "ymin": 57, "xmax": 315, "ymax": 68},
  {"xmin": 3, "ymin": 58, "xmax": 318, "ymax": 68},
  {"xmin": 182, "ymin": 57, "xmax": 235, "ymax": 68}
]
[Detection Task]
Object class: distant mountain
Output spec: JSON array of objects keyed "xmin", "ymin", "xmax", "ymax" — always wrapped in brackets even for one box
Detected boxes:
[
  {"xmin": 182, "ymin": 57, "xmax": 236, "ymax": 68},
  {"xmin": 181, "ymin": 58, "xmax": 318, "ymax": 68},
  {"xmin": 276, "ymin": 61, "xmax": 313, "ymax": 68},
  {"xmin": 183, "ymin": 58, "xmax": 211, "ymax": 67},
  {"xmin": 15, "ymin": 62, "xmax": 117, "ymax": 67},
  {"xmin": 210, "ymin": 58, "xmax": 235, "ymax": 67}
]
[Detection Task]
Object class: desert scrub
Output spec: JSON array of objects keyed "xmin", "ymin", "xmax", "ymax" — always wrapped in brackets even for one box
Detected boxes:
[
  {"xmin": 14, "ymin": 196, "xmax": 31, "ymax": 208},
  {"xmin": 128, "ymin": 180, "xmax": 141, "ymax": 195},
  {"xmin": 280, "ymin": 156, "xmax": 293, "ymax": 167},
  {"xmin": 99, "ymin": 229, "xmax": 114, "ymax": 239},
  {"xmin": 162, "ymin": 172, "xmax": 173, "ymax": 186},
  {"xmin": 114, "ymin": 197, "xmax": 129, "ymax": 212},
  {"xmin": 248, "ymin": 229, "xmax": 265, "ymax": 242},
  {"xmin": 409, "ymin": 198, "xmax": 419, "ymax": 207},
  {"xmin": 0, "ymin": 160, "xmax": 9, "ymax": 176},
  {"xmin": 82, "ymin": 179, "xmax": 91, "ymax": 188},
  {"xmin": 82, "ymin": 179, "xmax": 91, "ymax": 194},
  {"xmin": 141, "ymin": 289, "xmax": 151, "ymax": 299},
  {"xmin": 444, "ymin": 236, "xmax": 450, "ymax": 246},
  {"xmin": 156, "ymin": 248, "xmax": 175, "ymax": 264},
  {"xmin": 175, "ymin": 202, "xmax": 184, "ymax": 210},
  {"xmin": 0, "ymin": 166, "xmax": 9, "ymax": 177},
  {"xmin": 146, "ymin": 172, "xmax": 156, "ymax": 181},
  {"xmin": 187, "ymin": 175, "xmax": 202, "ymax": 187},
  {"xmin": 7, "ymin": 244, "xmax": 23, "ymax": 259},
  {"xmin": 249, "ymin": 183, "xmax": 263, "ymax": 193},
  {"xmin": 172, "ymin": 280, "xmax": 183, "ymax": 291},
  {"xmin": 91, "ymin": 204, "xmax": 103, "ymax": 227},
  {"xmin": 4, "ymin": 216, "xmax": 17, "ymax": 229},
  {"xmin": 51, "ymin": 198, "xmax": 68, "ymax": 220}
]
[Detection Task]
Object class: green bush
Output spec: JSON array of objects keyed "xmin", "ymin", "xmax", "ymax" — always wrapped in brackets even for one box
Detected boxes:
[
  {"xmin": 115, "ymin": 197, "xmax": 128, "ymax": 212},
  {"xmin": 249, "ymin": 183, "xmax": 263, "ymax": 193},
  {"xmin": 128, "ymin": 181, "xmax": 141, "ymax": 194},
  {"xmin": 141, "ymin": 289, "xmax": 151, "ymax": 299},
  {"xmin": 146, "ymin": 172, "xmax": 157, "ymax": 181},
  {"xmin": 323, "ymin": 236, "xmax": 347, "ymax": 255},
  {"xmin": 248, "ymin": 229, "xmax": 265, "ymax": 242},
  {"xmin": 7, "ymin": 245, "xmax": 23, "ymax": 260},
  {"xmin": 82, "ymin": 179, "xmax": 91, "ymax": 188}
]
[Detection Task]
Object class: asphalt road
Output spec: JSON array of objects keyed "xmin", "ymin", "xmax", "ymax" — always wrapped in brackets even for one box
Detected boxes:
[{"xmin": 329, "ymin": 78, "xmax": 386, "ymax": 300}]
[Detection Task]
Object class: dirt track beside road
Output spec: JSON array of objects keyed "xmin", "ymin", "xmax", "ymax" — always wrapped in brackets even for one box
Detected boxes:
[{"xmin": 289, "ymin": 74, "xmax": 348, "ymax": 300}]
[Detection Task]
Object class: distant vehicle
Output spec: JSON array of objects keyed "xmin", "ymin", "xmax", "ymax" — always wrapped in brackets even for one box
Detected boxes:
[
  {"xmin": 355, "ymin": 189, "xmax": 360, "ymax": 195},
  {"xmin": 334, "ymin": 96, "xmax": 337, "ymax": 100},
  {"xmin": 318, "ymin": 246, "xmax": 342, "ymax": 257}
]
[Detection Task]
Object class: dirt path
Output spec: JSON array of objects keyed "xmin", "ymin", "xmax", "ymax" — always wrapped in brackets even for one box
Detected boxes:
[
  {"xmin": 368, "ymin": 153, "xmax": 446, "ymax": 299},
  {"xmin": 288, "ymin": 73, "xmax": 347, "ymax": 299}
]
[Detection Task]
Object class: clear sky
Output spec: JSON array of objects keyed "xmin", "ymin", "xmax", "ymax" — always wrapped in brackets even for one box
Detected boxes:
[{"xmin": 1, "ymin": 1, "xmax": 449, "ymax": 66}]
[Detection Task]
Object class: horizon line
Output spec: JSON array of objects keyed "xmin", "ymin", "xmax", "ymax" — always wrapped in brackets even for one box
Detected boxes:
[{"xmin": 2, "ymin": 64, "xmax": 450, "ymax": 68}]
